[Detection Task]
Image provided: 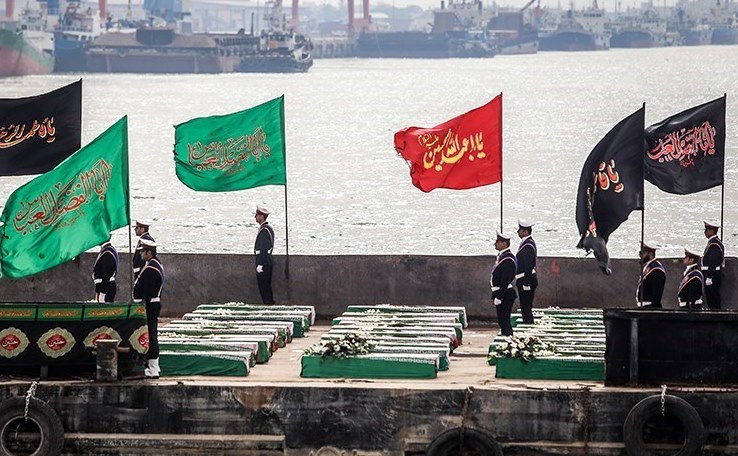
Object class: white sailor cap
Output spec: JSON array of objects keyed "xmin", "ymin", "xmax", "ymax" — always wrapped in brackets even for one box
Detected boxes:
[
  {"xmin": 703, "ymin": 220, "xmax": 720, "ymax": 230},
  {"xmin": 641, "ymin": 241, "xmax": 658, "ymax": 252},
  {"xmin": 255, "ymin": 204, "xmax": 270, "ymax": 216},
  {"xmin": 135, "ymin": 219, "xmax": 153, "ymax": 227},
  {"xmin": 517, "ymin": 219, "xmax": 535, "ymax": 229},
  {"xmin": 139, "ymin": 239, "xmax": 158, "ymax": 249},
  {"xmin": 496, "ymin": 231, "xmax": 511, "ymax": 242},
  {"xmin": 684, "ymin": 247, "xmax": 700, "ymax": 259}
]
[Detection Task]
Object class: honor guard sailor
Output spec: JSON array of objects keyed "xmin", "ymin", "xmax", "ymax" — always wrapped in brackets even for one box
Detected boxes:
[
  {"xmin": 133, "ymin": 239, "xmax": 165, "ymax": 379},
  {"xmin": 702, "ymin": 221, "xmax": 724, "ymax": 309},
  {"xmin": 490, "ymin": 231, "xmax": 517, "ymax": 336},
  {"xmin": 132, "ymin": 219, "xmax": 155, "ymax": 282},
  {"xmin": 93, "ymin": 239, "xmax": 118, "ymax": 303},
  {"xmin": 254, "ymin": 204, "xmax": 275, "ymax": 305},
  {"xmin": 636, "ymin": 242, "xmax": 666, "ymax": 308},
  {"xmin": 515, "ymin": 220, "xmax": 538, "ymax": 324},
  {"xmin": 678, "ymin": 248, "xmax": 704, "ymax": 310}
]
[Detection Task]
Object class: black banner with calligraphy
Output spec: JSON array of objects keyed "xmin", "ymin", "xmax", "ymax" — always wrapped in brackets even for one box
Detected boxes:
[
  {"xmin": 645, "ymin": 96, "xmax": 726, "ymax": 195},
  {"xmin": 0, "ymin": 80, "xmax": 82, "ymax": 176},
  {"xmin": 576, "ymin": 107, "xmax": 645, "ymax": 274}
]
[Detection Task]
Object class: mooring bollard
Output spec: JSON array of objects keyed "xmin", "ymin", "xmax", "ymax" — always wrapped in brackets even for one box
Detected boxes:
[{"xmin": 96, "ymin": 339, "xmax": 120, "ymax": 382}]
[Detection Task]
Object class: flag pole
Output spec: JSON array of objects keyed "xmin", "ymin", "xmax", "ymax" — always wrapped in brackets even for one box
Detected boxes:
[
  {"xmin": 720, "ymin": 93, "xmax": 727, "ymax": 238},
  {"xmin": 280, "ymin": 95, "xmax": 290, "ymax": 282},
  {"xmin": 640, "ymin": 102, "xmax": 646, "ymax": 248},
  {"xmin": 499, "ymin": 92, "xmax": 504, "ymax": 232},
  {"xmin": 128, "ymin": 224, "xmax": 133, "ymax": 302}
]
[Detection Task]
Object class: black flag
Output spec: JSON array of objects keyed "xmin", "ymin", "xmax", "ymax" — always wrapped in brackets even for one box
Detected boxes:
[
  {"xmin": 645, "ymin": 96, "xmax": 726, "ymax": 194},
  {"xmin": 576, "ymin": 107, "xmax": 645, "ymax": 275},
  {"xmin": 0, "ymin": 80, "xmax": 82, "ymax": 176}
]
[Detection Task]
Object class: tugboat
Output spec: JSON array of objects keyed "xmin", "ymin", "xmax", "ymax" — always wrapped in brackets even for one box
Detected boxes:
[{"xmin": 0, "ymin": 2, "xmax": 55, "ymax": 77}]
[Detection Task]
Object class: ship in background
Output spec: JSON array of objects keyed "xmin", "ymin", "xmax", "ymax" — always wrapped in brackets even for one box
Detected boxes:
[
  {"xmin": 710, "ymin": 0, "xmax": 738, "ymax": 44},
  {"xmin": 356, "ymin": 0, "xmax": 498, "ymax": 58},
  {"xmin": 85, "ymin": 0, "xmax": 312, "ymax": 73},
  {"xmin": 0, "ymin": 0, "xmax": 55, "ymax": 76},
  {"xmin": 610, "ymin": 7, "xmax": 668, "ymax": 48},
  {"xmin": 486, "ymin": 0, "xmax": 539, "ymax": 55},
  {"xmin": 51, "ymin": 0, "xmax": 104, "ymax": 71},
  {"xmin": 538, "ymin": 0, "xmax": 609, "ymax": 51}
]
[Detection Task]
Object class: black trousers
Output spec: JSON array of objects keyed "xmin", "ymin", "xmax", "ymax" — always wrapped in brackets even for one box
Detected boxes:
[
  {"xmin": 257, "ymin": 264, "xmax": 275, "ymax": 305},
  {"xmin": 517, "ymin": 286, "xmax": 536, "ymax": 324},
  {"xmin": 705, "ymin": 277, "xmax": 721, "ymax": 309},
  {"xmin": 105, "ymin": 283, "xmax": 116, "ymax": 303},
  {"xmin": 146, "ymin": 301, "xmax": 161, "ymax": 360},
  {"xmin": 495, "ymin": 296, "xmax": 515, "ymax": 336}
]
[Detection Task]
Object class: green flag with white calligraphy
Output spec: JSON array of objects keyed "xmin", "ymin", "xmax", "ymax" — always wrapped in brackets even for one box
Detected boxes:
[
  {"xmin": 0, "ymin": 117, "xmax": 130, "ymax": 279},
  {"xmin": 173, "ymin": 95, "xmax": 286, "ymax": 192}
]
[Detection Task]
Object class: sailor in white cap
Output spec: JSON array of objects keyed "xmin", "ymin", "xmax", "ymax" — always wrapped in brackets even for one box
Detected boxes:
[
  {"xmin": 254, "ymin": 204, "xmax": 275, "ymax": 304},
  {"xmin": 515, "ymin": 220, "xmax": 538, "ymax": 324},
  {"xmin": 133, "ymin": 219, "xmax": 155, "ymax": 281},
  {"xmin": 636, "ymin": 242, "xmax": 666, "ymax": 309},
  {"xmin": 678, "ymin": 247, "xmax": 704, "ymax": 310},
  {"xmin": 490, "ymin": 231, "xmax": 517, "ymax": 336},
  {"xmin": 133, "ymin": 238, "xmax": 165, "ymax": 378},
  {"xmin": 92, "ymin": 237, "xmax": 119, "ymax": 303},
  {"xmin": 702, "ymin": 221, "xmax": 724, "ymax": 309}
]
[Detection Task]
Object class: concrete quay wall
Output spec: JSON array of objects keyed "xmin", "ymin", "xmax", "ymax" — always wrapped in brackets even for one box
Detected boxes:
[
  {"xmin": 0, "ymin": 254, "xmax": 735, "ymax": 319},
  {"xmin": 1, "ymin": 382, "xmax": 736, "ymax": 455}
]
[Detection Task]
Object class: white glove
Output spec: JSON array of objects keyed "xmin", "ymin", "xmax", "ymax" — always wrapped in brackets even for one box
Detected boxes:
[
  {"xmin": 96, "ymin": 293, "xmax": 106, "ymax": 303},
  {"xmin": 523, "ymin": 285, "xmax": 531, "ymax": 291},
  {"xmin": 493, "ymin": 298, "xmax": 502, "ymax": 305},
  {"xmin": 256, "ymin": 265, "xmax": 264, "ymax": 273},
  {"xmin": 706, "ymin": 278, "xmax": 713, "ymax": 286}
]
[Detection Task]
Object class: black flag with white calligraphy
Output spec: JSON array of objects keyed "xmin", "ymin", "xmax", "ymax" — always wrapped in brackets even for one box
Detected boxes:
[
  {"xmin": 576, "ymin": 107, "xmax": 645, "ymax": 275},
  {"xmin": 645, "ymin": 96, "xmax": 725, "ymax": 195},
  {"xmin": 0, "ymin": 80, "xmax": 82, "ymax": 176}
]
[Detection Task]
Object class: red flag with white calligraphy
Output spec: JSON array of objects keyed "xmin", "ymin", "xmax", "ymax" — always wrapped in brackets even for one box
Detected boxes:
[{"xmin": 394, "ymin": 95, "xmax": 502, "ymax": 193}]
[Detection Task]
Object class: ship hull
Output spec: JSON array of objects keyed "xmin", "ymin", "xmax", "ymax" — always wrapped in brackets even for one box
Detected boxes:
[
  {"xmin": 610, "ymin": 30, "xmax": 657, "ymax": 48},
  {"xmin": 497, "ymin": 32, "xmax": 538, "ymax": 55},
  {"xmin": 239, "ymin": 55, "xmax": 313, "ymax": 73},
  {"xmin": 711, "ymin": 27, "xmax": 738, "ymax": 44},
  {"xmin": 356, "ymin": 31, "xmax": 453, "ymax": 58},
  {"xmin": 54, "ymin": 34, "xmax": 91, "ymax": 72},
  {"xmin": 682, "ymin": 28, "xmax": 712, "ymax": 46},
  {"xmin": 539, "ymin": 31, "xmax": 599, "ymax": 51},
  {"xmin": 86, "ymin": 52, "xmax": 235, "ymax": 74},
  {"xmin": 0, "ymin": 29, "xmax": 54, "ymax": 77}
]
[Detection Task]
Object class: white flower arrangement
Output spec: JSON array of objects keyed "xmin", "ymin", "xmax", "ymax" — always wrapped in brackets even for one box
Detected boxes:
[
  {"xmin": 493, "ymin": 335, "xmax": 557, "ymax": 362},
  {"xmin": 303, "ymin": 332, "xmax": 376, "ymax": 359}
]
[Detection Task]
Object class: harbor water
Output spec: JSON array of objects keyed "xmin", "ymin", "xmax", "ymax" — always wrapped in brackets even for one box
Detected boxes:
[{"xmin": 1, "ymin": 46, "xmax": 737, "ymax": 259}]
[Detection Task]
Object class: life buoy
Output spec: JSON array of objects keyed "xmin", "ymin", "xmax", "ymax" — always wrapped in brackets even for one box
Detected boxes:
[
  {"xmin": 623, "ymin": 394, "xmax": 705, "ymax": 456},
  {"xmin": 0, "ymin": 396, "xmax": 64, "ymax": 456},
  {"xmin": 426, "ymin": 428, "xmax": 503, "ymax": 456}
]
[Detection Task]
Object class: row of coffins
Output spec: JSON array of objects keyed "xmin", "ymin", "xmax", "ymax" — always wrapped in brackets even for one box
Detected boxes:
[
  {"xmin": 488, "ymin": 308, "xmax": 605, "ymax": 381},
  {"xmin": 157, "ymin": 303, "xmax": 315, "ymax": 376},
  {"xmin": 301, "ymin": 305, "xmax": 467, "ymax": 379}
]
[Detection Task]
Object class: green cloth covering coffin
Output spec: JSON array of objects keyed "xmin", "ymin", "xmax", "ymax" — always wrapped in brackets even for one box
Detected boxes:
[
  {"xmin": 346, "ymin": 305, "xmax": 467, "ymax": 328},
  {"xmin": 159, "ymin": 335, "xmax": 272, "ymax": 363},
  {"xmin": 189, "ymin": 310, "xmax": 310, "ymax": 337},
  {"xmin": 495, "ymin": 356, "xmax": 604, "ymax": 381},
  {"xmin": 301, "ymin": 353, "xmax": 438, "ymax": 379},
  {"xmin": 159, "ymin": 351, "xmax": 251, "ymax": 377},
  {"xmin": 196, "ymin": 303, "xmax": 316, "ymax": 325},
  {"xmin": 158, "ymin": 342, "xmax": 257, "ymax": 367}
]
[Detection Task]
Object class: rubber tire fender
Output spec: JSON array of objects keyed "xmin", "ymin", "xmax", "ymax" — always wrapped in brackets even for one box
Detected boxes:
[
  {"xmin": 426, "ymin": 427, "xmax": 503, "ymax": 456},
  {"xmin": 623, "ymin": 394, "xmax": 705, "ymax": 456},
  {"xmin": 0, "ymin": 396, "xmax": 64, "ymax": 456}
]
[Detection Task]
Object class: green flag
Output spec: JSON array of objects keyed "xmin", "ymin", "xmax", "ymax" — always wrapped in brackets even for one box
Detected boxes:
[
  {"xmin": 173, "ymin": 95, "xmax": 286, "ymax": 192},
  {"xmin": 0, "ymin": 117, "xmax": 130, "ymax": 279}
]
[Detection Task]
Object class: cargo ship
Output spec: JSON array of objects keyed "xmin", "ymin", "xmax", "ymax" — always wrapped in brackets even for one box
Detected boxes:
[
  {"xmin": 52, "ymin": 0, "xmax": 103, "ymax": 72},
  {"xmin": 539, "ymin": 1, "xmax": 609, "ymax": 51},
  {"xmin": 610, "ymin": 9, "xmax": 667, "ymax": 48},
  {"xmin": 0, "ymin": 6, "xmax": 55, "ymax": 77}
]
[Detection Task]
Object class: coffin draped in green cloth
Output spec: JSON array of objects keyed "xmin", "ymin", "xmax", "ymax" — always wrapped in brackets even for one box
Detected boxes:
[
  {"xmin": 158, "ymin": 342, "xmax": 256, "ymax": 367},
  {"xmin": 495, "ymin": 356, "xmax": 604, "ymax": 381},
  {"xmin": 159, "ymin": 336, "xmax": 272, "ymax": 363},
  {"xmin": 301, "ymin": 354, "xmax": 438, "ymax": 379},
  {"xmin": 159, "ymin": 351, "xmax": 251, "ymax": 376}
]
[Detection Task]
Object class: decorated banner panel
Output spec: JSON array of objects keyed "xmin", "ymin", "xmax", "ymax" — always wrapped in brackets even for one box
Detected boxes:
[
  {"xmin": 575, "ymin": 107, "xmax": 645, "ymax": 275},
  {"xmin": 394, "ymin": 94, "xmax": 502, "ymax": 193},
  {"xmin": 173, "ymin": 95, "xmax": 286, "ymax": 192},
  {"xmin": 0, "ymin": 303, "xmax": 148, "ymax": 367},
  {"xmin": 0, "ymin": 80, "xmax": 82, "ymax": 176},
  {"xmin": 645, "ymin": 96, "xmax": 726, "ymax": 195},
  {"xmin": 0, "ymin": 117, "xmax": 130, "ymax": 279}
]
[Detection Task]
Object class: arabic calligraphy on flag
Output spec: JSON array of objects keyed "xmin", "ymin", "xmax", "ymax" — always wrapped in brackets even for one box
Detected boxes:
[
  {"xmin": 0, "ymin": 117, "xmax": 129, "ymax": 279},
  {"xmin": 394, "ymin": 95, "xmax": 502, "ymax": 193},
  {"xmin": 173, "ymin": 95, "xmax": 286, "ymax": 192},
  {"xmin": 0, "ymin": 80, "xmax": 82, "ymax": 176}
]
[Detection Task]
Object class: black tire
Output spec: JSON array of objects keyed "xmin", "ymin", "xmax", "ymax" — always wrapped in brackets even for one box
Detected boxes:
[
  {"xmin": 0, "ymin": 397, "xmax": 64, "ymax": 456},
  {"xmin": 426, "ymin": 428, "xmax": 503, "ymax": 456},
  {"xmin": 623, "ymin": 394, "xmax": 705, "ymax": 456}
]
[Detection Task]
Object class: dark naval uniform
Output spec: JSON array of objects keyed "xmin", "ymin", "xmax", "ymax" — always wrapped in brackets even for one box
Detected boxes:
[
  {"xmin": 702, "ymin": 236, "xmax": 724, "ymax": 309},
  {"xmin": 255, "ymin": 222, "xmax": 275, "ymax": 304},
  {"xmin": 491, "ymin": 248, "xmax": 517, "ymax": 336},
  {"xmin": 678, "ymin": 264, "xmax": 704, "ymax": 310},
  {"xmin": 515, "ymin": 236, "xmax": 538, "ymax": 324},
  {"xmin": 132, "ymin": 232, "xmax": 155, "ymax": 281},
  {"xmin": 134, "ymin": 257, "xmax": 165, "ymax": 360},
  {"xmin": 93, "ymin": 242, "xmax": 118, "ymax": 302},
  {"xmin": 636, "ymin": 259, "xmax": 666, "ymax": 308}
]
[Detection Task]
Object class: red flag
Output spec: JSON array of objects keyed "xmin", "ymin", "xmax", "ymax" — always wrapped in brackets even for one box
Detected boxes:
[{"xmin": 394, "ymin": 94, "xmax": 502, "ymax": 192}]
